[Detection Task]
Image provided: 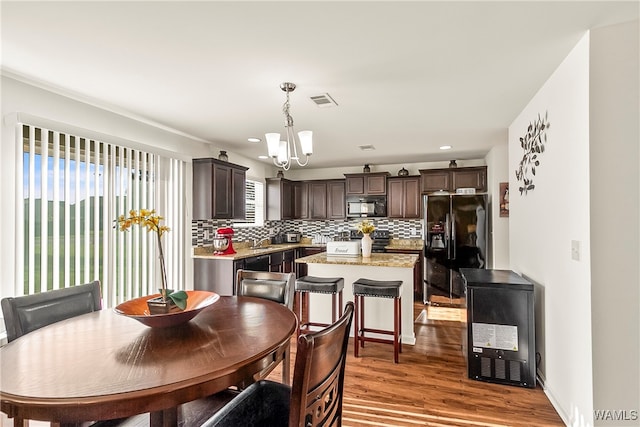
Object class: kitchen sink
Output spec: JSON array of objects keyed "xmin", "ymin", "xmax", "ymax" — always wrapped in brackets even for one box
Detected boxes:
[{"xmin": 249, "ymin": 247, "xmax": 273, "ymax": 252}]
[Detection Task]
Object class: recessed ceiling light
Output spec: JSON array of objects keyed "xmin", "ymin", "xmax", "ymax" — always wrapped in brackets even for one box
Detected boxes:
[
  {"xmin": 439, "ymin": 145, "xmax": 452, "ymax": 150},
  {"xmin": 258, "ymin": 155, "xmax": 269, "ymax": 160},
  {"xmin": 248, "ymin": 137, "xmax": 261, "ymax": 143}
]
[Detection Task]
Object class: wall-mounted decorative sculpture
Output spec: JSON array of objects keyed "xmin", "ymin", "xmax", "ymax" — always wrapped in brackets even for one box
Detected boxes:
[{"xmin": 515, "ymin": 111, "xmax": 550, "ymax": 195}]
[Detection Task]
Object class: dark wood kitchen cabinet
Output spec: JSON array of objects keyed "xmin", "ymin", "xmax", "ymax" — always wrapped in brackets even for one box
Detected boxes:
[
  {"xmin": 294, "ymin": 181, "xmax": 308, "ymax": 219},
  {"xmin": 344, "ymin": 172, "xmax": 390, "ymax": 195},
  {"xmin": 193, "ymin": 158, "xmax": 248, "ymax": 220},
  {"xmin": 385, "ymin": 247, "xmax": 424, "ymax": 300},
  {"xmin": 327, "ymin": 180, "xmax": 346, "ymax": 219},
  {"xmin": 268, "ymin": 178, "xmax": 342, "ymax": 220},
  {"xmin": 269, "ymin": 251, "xmax": 284, "ymax": 272},
  {"xmin": 266, "ymin": 177, "xmax": 294, "ymax": 220},
  {"xmin": 308, "ymin": 181, "xmax": 327, "ymax": 219},
  {"xmin": 387, "ymin": 176, "xmax": 421, "ymax": 219},
  {"xmin": 269, "ymin": 249, "xmax": 295, "ymax": 273},
  {"xmin": 420, "ymin": 166, "xmax": 487, "ymax": 194},
  {"xmin": 295, "ymin": 246, "xmax": 326, "ymax": 277},
  {"xmin": 307, "ymin": 179, "xmax": 346, "ymax": 220}
]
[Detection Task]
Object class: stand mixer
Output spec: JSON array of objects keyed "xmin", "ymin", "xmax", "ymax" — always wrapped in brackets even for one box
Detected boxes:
[{"xmin": 213, "ymin": 227, "xmax": 236, "ymax": 255}]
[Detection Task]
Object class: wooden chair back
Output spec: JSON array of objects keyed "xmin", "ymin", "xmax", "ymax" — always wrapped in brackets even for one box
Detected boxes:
[
  {"xmin": 289, "ymin": 301, "xmax": 354, "ymax": 427},
  {"xmin": 1, "ymin": 281, "xmax": 102, "ymax": 342},
  {"xmin": 235, "ymin": 269, "xmax": 296, "ymax": 384},
  {"xmin": 235, "ymin": 269, "xmax": 295, "ymax": 310}
]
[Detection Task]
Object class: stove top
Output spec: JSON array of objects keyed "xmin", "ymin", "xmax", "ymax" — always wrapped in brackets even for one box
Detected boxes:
[{"xmin": 349, "ymin": 229, "xmax": 390, "ymax": 253}]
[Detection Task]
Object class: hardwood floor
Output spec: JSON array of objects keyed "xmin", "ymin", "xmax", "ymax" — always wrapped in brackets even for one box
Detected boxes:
[
  {"xmin": 2, "ymin": 302, "xmax": 564, "ymax": 427},
  {"xmin": 270, "ymin": 302, "xmax": 564, "ymax": 427}
]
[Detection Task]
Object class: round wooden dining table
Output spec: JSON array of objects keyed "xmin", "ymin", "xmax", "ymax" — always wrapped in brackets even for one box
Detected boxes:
[{"xmin": 0, "ymin": 296, "xmax": 297, "ymax": 426}]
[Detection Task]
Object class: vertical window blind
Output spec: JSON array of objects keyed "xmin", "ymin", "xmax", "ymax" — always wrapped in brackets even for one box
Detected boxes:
[{"xmin": 18, "ymin": 124, "xmax": 187, "ymax": 308}]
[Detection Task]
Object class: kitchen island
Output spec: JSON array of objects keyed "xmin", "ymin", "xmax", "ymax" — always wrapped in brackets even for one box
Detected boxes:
[{"xmin": 295, "ymin": 252, "xmax": 418, "ymax": 345}]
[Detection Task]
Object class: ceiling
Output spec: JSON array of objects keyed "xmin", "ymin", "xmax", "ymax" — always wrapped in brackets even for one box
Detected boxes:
[{"xmin": 2, "ymin": 1, "xmax": 637, "ymax": 169}]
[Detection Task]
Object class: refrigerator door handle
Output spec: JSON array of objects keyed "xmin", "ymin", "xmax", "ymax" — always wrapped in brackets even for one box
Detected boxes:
[
  {"xmin": 445, "ymin": 213, "xmax": 451, "ymax": 259},
  {"xmin": 451, "ymin": 213, "xmax": 456, "ymax": 260}
]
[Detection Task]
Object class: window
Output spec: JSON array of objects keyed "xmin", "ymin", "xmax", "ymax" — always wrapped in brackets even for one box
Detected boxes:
[
  {"xmin": 19, "ymin": 124, "xmax": 187, "ymax": 308},
  {"xmin": 233, "ymin": 179, "xmax": 264, "ymax": 228}
]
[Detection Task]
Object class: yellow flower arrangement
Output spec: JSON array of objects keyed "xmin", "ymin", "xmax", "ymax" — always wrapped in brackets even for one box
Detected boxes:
[
  {"xmin": 116, "ymin": 209, "xmax": 187, "ymax": 310},
  {"xmin": 356, "ymin": 220, "xmax": 376, "ymax": 235}
]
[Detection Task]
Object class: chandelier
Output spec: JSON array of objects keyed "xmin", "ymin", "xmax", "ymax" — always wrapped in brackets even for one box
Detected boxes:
[{"xmin": 265, "ymin": 82, "xmax": 313, "ymax": 170}]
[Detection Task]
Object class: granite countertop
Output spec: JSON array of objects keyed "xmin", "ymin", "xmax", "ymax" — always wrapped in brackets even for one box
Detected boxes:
[
  {"xmin": 385, "ymin": 238, "xmax": 424, "ymax": 251},
  {"xmin": 192, "ymin": 238, "xmax": 423, "ymax": 261},
  {"xmin": 295, "ymin": 252, "xmax": 419, "ymax": 268},
  {"xmin": 192, "ymin": 242, "xmax": 326, "ymax": 260}
]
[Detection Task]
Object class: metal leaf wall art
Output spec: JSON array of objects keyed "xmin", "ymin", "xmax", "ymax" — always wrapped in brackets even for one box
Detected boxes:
[{"xmin": 515, "ymin": 111, "xmax": 550, "ymax": 195}]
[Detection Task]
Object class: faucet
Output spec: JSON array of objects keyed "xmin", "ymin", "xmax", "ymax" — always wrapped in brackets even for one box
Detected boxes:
[{"xmin": 251, "ymin": 238, "xmax": 270, "ymax": 249}]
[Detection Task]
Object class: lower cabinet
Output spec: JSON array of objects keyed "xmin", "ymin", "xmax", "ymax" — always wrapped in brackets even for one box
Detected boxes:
[
  {"xmin": 244, "ymin": 255, "xmax": 270, "ymax": 272},
  {"xmin": 283, "ymin": 250, "xmax": 295, "ymax": 273},
  {"xmin": 269, "ymin": 252, "xmax": 284, "ymax": 272},
  {"xmin": 295, "ymin": 247, "xmax": 325, "ymax": 278},
  {"xmin": 385, "ymin": 248, "xmax": 424, "ymax": 300},
  {"xmin": 269, "ymin": 250, "xmax": 296, "ymax": 273}
]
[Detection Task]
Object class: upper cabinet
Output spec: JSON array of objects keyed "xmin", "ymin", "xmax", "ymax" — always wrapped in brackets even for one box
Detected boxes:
[
  {"xmin": 344, "ymin": 172, "xmax": 390, "ymax": 195},
  {"xmin": 293, "ymin": 181, "xmax": 308, "ymax": 220},
  {"xmin": 419, "ymin": 166, "xmax": 487, "ymax": 194},
  {"xmin": 387, "ymin": 176, "xmax": 421, "ymax": 219},
  {"xmin": 267, "ymin": 178, "xmax": 344, "ymax": 220},
  {"xmin": 308, "ymin": 179, "xmax": 346, "ymax": 220},
  {"xmin": 193, "ymin": 158, "xmax": 248, "ymax": 220},
  {"xmin": 326, "ymin": 180, "xmax": 346, "ymax": 219},
  {"xmin": 266, "ymin": 178, "xmax": 294, "ymax": 220},
  {"xmin": 308, "ymin": 181, "xmax": 328, "ymax": 219}
]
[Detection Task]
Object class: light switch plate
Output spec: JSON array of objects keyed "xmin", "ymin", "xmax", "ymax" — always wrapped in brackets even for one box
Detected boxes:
[{"xmin": 571, "ymin": 240, "xmax": 580, "ymax": 261}]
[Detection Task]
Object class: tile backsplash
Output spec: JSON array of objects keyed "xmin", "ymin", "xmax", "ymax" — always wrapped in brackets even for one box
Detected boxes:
[{"xmin": 192, "ymin": 218, "xmax": 423, "ymax": 247}]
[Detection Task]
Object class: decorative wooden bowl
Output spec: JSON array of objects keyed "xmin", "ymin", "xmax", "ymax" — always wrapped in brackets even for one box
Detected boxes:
[{"xmin": 114, "ymin": 290, "xmax": 220, "ymax": 328}]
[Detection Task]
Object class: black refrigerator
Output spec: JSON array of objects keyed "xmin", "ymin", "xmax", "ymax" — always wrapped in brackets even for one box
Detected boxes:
[{"xmin": 423, "ymin": 193, "xmax": 488, "ymax": 306}]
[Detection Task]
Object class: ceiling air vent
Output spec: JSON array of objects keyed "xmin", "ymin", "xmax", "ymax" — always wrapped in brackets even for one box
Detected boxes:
[
  {"xmin": 310, "ymin": 93, "xmax": 338, "ymax": 108},
  {"xmin": 358, "ymin": 145, "xmax": 376, "ymax": 151}
]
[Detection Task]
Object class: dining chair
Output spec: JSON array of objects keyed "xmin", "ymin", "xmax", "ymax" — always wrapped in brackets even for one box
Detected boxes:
[
  {"xmin": 235, "ymin": 269, "xmax": 295, "ymax": 384},
  {"xmin": 1, "ymin": 280, "xmax": 102, "ymax": 342},
  {"xmin": 201, "ymin": 301, "xmax": 354, "ymax": 427}
]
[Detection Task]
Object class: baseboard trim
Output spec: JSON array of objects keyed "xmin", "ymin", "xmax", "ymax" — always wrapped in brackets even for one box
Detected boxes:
[{"xmin": 537, "ymin": 370, "xmax": 570, "ymax": 426}]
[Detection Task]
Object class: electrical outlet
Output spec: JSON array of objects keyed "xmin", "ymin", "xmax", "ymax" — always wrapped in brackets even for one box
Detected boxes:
[
  {"xmin": 571, "ymin": 240, "xmax": 580, "ymax": 261},
  {"xmin": 203, "ymin": 229, "xmax": 210, "ymax": 240},
  {"xmin": 410, "ymin": 227, "xmax": 416, "ymax": 236}
]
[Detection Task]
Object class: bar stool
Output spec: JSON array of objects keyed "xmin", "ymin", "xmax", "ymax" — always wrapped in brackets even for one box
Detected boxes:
[
  {"xmin": 295, "ymin": 276, "xmax": 344, "ymax": 336},
  {"xmin": 353, "ymin": 278, "xmax": 403, "ymax": 363}
]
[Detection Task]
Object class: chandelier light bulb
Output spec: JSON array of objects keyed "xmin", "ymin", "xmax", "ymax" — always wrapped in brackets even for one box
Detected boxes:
[
  {"xmin": 298, "ymin": 130, "xmax": 313, "ymax": 156},
  {"xmin": 265, "ymin": 82, "xmax": 313, "ymax": 170},
  {"xmin": 265, "ymin": 133, "xmax": 281, "ymax": 158}
]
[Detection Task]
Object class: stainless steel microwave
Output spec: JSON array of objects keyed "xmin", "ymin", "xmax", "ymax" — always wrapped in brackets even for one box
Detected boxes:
[{"xmin": 346, "ymin": 196, "xmax": 387, "ymax": 218}]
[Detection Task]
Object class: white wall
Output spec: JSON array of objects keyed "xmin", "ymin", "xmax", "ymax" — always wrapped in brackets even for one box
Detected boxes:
[
  {"xmin": 589, "ymin": 20, "xmax": 639, "ymax": 426},
  {"xmin": 509, "ymin": 33, "xmax": 593, "ymax": 425},
  {"xmin": 485, "ymin": 142, "xmax": 510, "ymax": 269}
]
